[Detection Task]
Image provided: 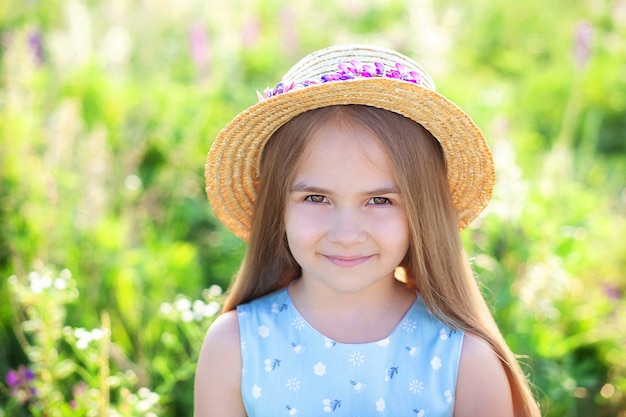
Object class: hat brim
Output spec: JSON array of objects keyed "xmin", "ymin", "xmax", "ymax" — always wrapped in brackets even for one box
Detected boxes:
[{"xmin": 205, "ymin": 77, "xmax": 495, "ymax": 241}]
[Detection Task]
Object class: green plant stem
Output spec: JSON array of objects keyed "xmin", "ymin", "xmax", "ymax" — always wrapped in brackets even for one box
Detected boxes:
[{"xmin": 99, "ymin": 311, "xmax": 111, "ymax": 417}]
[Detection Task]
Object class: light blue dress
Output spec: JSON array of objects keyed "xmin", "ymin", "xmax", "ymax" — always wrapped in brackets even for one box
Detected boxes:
[{"xmin": 237, "ymin": 288, "xmax": 464, "ymax": 416}]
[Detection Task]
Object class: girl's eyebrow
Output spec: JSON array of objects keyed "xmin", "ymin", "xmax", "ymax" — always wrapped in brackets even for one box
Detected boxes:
[
  {"xmin": 290, "ymin": 182, "xmax": 400, "ymax": 196},
  {"xmin": 290, "ymin": 182, "xmax": 329, "ymax": 194}
]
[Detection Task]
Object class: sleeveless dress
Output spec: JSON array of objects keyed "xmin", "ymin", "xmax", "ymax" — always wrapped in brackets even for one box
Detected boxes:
[{"xmin": 237, "ymin": 288, "xmax": 464, "ymax": 417}]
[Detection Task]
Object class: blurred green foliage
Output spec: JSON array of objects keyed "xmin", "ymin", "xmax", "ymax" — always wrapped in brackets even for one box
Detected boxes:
[{"xmin": 1, "ymin": 0, "xmax": 625, "ymax": 415}]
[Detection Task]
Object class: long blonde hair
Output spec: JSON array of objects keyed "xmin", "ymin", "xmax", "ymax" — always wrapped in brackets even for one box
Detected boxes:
[{"xmin": 221, "ymin": 105, "xmax": 540, "ymax": 417}]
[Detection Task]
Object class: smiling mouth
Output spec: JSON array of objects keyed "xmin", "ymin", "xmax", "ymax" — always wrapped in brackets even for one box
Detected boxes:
[{"xmin": 322, "ymin": 255, "xmax": 373, "ymax": 267}]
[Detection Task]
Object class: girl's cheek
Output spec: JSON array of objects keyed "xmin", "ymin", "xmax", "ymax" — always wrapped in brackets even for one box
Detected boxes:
[{"xmin": 286, "ymin": 205, "xmax": 328, "ymax": 233}]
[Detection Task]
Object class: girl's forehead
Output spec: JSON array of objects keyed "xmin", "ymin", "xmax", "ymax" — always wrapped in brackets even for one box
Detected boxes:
[
  {"xmin": 303, "ymin": 122, "xmax": 386, "ymax": 157},
  {"xmin": 294, "ymin": 123, "xmax": 397, "ymax": 183}
]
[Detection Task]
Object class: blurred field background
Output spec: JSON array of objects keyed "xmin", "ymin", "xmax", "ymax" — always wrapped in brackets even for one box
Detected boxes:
[{"xmin": 1, "ymin": 0, "xmax": 625, "ymax": 415}]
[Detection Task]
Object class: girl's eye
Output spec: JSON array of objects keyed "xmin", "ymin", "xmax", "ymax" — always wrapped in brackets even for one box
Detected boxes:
[
  {"xmin": 369, "ymin": 197, "xmax": 390, "ymax": 205},
  {"xmin": 305, "ymin": 195, "xmax": 327, "ymax": 203}
]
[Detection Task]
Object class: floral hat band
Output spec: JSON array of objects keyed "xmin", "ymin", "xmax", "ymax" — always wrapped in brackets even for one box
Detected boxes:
[
  {"xmin": 205, "ymin": 44, "xmax": 495, "ymax": 241},
  {"xmin": 259, "ymin": 60, "xmax": 424, "ymax": 100}
]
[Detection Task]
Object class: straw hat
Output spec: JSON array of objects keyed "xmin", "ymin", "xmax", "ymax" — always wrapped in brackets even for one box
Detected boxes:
[{"xmin": 205, "ymin": 44, "xmax": 495, "ymax": 241}]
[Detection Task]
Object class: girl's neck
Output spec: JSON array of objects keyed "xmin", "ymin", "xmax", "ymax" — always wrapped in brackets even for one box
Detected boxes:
[{"xmin": 287, "ymin": 277, "xmax": 416, "ymax": 343}]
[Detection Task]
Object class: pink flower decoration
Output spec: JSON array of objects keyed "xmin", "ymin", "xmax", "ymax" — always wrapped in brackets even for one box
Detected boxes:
[{"xmin": 259, "ymin": 61, "xmax": 422, "ymax": 100}]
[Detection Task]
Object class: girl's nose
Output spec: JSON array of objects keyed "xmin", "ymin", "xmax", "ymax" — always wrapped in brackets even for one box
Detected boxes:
[{"xmin": 326, "ymin": 208, "xmax": 367, "ymax": 245}]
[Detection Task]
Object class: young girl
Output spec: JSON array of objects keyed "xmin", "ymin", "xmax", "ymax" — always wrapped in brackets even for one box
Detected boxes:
[{"xmin": 195, "ymin": 45, "xmax": 540, "ymax": 417}]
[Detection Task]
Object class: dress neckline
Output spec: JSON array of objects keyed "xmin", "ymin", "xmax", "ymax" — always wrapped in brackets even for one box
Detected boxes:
[{"xmin": 280, "ymin": 287, "xmax": 419, "ymax": 347}]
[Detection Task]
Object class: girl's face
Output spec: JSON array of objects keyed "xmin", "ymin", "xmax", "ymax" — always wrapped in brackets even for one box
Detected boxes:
[{"xmin": 284, "ymin": 122, "xmax": 410, "ymax": 295}]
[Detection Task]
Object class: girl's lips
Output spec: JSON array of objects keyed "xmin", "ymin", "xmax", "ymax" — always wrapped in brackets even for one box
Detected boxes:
[{"xmin": 322, "ymin": 255, "xmax": 373, "ymax": 267}]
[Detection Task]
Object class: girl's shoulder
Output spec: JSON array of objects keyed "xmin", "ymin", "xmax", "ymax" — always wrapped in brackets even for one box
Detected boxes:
[
  {"xmin": 194, "ymin": 310, "xmax": 245, "ymax": 417},
  {"xmin": 454, "ymin": 333, "xmax": 514, "ymax": 417},
  {"xmin": 205, "ymin": 309, "xmax": 241, "ymax": 344},
  {"xmin": 197, "ymin": 310, "xmax": 241, "ymax": 377}
]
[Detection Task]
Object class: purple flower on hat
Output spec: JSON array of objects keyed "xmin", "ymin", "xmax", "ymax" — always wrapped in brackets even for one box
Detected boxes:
[
  {"xmin": 274, "ymin": 82, "xmax": 285, "ymax": 95},
  {"xmin": 320, "ymin": 74, "xmax": 336, "ymax": 82},
  {"xmin": 385, "ymin": 63, "xmax": 421, "ymax": 84},
  {"xmin": 338, "ymin": 62, "xmax": 357, "ymax": 74},
  {"xmin": 259, "ymin": 60, "xmax": 423, "ymax": 100},
  {"xmin": 374, "ymin": 62, "xmax": 385, "ymax": 75},
  {"xmin": 360, "ymin": 64, "xmax": 374, "ymax": 77},
  {"xmin": 387, "ymin": 69, "xmax": 401, "ymax": 79},
  {"xmin": 261, "ymin": 81, "xmax": 300, "ymax": 99}
]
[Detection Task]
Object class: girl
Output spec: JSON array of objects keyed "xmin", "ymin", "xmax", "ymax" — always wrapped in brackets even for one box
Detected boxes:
[{"xmin": 195, "ymin": 45, "xmax": 540, "ymax": 417}]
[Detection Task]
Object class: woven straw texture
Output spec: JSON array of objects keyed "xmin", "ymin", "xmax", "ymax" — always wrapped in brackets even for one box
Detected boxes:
[{"xmin": 205, "ymin": 44, "xmax": 495, "ymax": 241}]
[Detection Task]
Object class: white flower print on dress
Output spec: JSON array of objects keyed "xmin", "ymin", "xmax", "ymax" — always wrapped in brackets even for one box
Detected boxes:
[
  {"xmin": 324, "ymin": 337, "xmax": 336, "ymax": 348},
  {"xmin": 413, "ymin": 409, "xmax": 426, "ymax": 416},
  {"xmin": 409, "ymin": 379, "xmax": 424, "ymax": 394},
  {"xmin": 291, "ymin": 342, "xmax": 305, "ymax": 354},
  {"xmin": 375, "ymin": 398, "xmax": 386, "ymax": 412},
  {"xmin": 286, "ymin": 405, "xmax": 300, "ymax": 416},
  {"xmin": 252, "ymin": 384, "xmax": 262, "ymax": 399},
  {"xmin": 444, "ymin": 390, "xmax": 454, "ymax": 403},
  {"xmin": 348, "ymin": 351, "xmax": 365, "ymax": 366},
  {"xmin": 285, "ymin": 377, "xmax": 301, "ymax": 392},
  {"xmin": 258, "ymin": 325, "xmax": 270, "ymax": 338},
  {"xmin": 430, "ymin": 356, "xmax": 442, "ymax": 370},
  {"xmin": 322, "ymin": 399, "xmax": 331, "ymax": 413},
  {"xmin": 264, "ymin": 358, "xmax": 281, "ymax": 372},
  {"xmin": 402, "ymin": 319, "xmax": 417, "ymax": 333},
  {"xmin": 313, "ymin": 362, "xmax": 327, "ymax": 376},
  {"xmin": 439, "ymin": 328, "xmax": 455, "ymax": 340},
  {"xmin": 351, "ymin": 380, "xmax": 366, "ymax": 392},
  {"xmin": 406, "ymin": 346, "xmax": 420, "ymax": 357},
  {"xmin": 291, "ymin": 316, "xmax": 306, "ymax": 330},
  {"xmin": 322, "ymin": 398, "xmax": 341, "ymax": 412},
  {"xmin": 272, "ymin": 302, "xmax": 288, "ymax": 314}
]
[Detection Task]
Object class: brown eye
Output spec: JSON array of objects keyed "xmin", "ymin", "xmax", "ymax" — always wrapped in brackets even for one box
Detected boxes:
[
  {"xmin": 369, "ymin": 197, "xmax": 390, "ymax": 205},
  {"xmin": 305, "ymin": 195, "xmax": 327, "ymax": 203}
]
